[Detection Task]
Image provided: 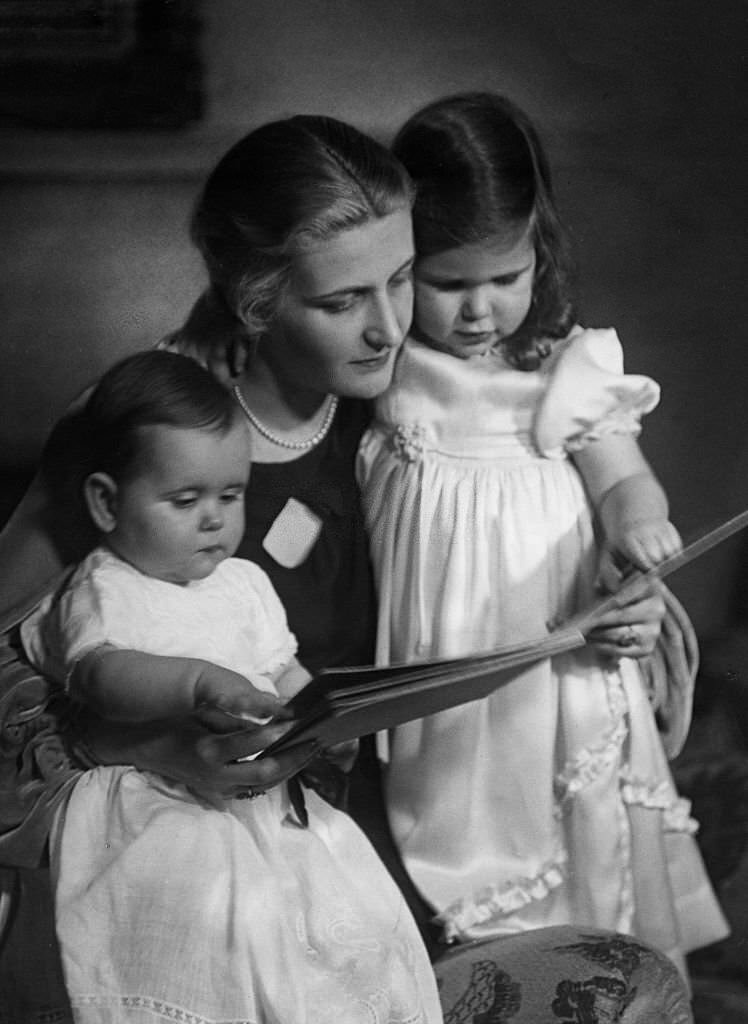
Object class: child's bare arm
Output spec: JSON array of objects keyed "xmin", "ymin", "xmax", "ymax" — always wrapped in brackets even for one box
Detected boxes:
[
  {"xmin": 273, "ymin": 656, "xmax": 312, "ymax": 701},
  {"xmin": 572, "ymin": 434, "xmax": 682, "ymax": 574},
  {"xmin": 70, "ymin": 646, "xmax": 284, "ymax": 725}
]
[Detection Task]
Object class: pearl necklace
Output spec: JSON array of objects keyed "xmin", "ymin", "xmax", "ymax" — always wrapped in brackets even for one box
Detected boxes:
[{"xmin": 232, "ymin": 385, "xmax": 339, "ymax": 451}]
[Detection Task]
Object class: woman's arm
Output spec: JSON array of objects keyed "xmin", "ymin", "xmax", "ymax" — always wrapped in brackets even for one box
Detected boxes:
[
  {"xmin": 0, "ymin": 475, "xmax": 77, "ymax": 631},
  {"xmin": 80, "ymin": 712, "xmax": 319, "ymax": 800},
  {"xmin": 0, "ymin": 456, "xmax": 96, "ymax": 866}
]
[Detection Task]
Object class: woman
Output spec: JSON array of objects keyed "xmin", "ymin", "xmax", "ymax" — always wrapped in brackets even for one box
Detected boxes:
[{"xmin": 0, "ymin": 114, "xmax": 691, "ymax": 1022}]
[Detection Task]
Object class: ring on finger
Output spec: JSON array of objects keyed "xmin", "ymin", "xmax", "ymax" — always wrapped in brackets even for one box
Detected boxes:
[{"xmin": 617, "ymin": 625, "xmax": 638, "ymax": 648}]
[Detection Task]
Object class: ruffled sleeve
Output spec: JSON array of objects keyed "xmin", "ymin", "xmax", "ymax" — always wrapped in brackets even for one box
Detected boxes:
[{"xmin": 533, "ymin": 327, "xmax": 660, "ymax": 459}]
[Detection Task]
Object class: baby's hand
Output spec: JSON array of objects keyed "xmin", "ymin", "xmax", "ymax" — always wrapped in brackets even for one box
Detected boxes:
[{"xmin": 193, "ymin": 664, "xmax": 286, "ymax": 733}]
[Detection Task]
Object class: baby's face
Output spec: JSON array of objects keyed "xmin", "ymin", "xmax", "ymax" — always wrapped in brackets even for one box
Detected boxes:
[
  {"xmin": 108, "ymin": 421, "xmax": 251, "ymax": 584},
  {"xmin": 413, "ymin": 226, "xmax": 536, "ymax": 360}
]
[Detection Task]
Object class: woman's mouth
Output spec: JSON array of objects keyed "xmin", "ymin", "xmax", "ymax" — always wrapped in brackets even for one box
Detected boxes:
[{"xmin": 351, "ymin": 351, "xmax": 392, "ymax": 370}]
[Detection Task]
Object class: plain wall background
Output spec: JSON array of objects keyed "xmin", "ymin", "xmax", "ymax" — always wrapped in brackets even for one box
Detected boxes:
[{"xmin": 0, "ymin": 0, "xmax": 746, "ymax": 634}]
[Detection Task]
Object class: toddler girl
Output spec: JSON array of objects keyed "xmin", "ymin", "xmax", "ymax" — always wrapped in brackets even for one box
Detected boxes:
[
  {"xmin": 22, "ymin": 350, "xmax": 441, "ymax": 1024},
  {"xmin": 357, "ymin": 92, "xmax": 728, "ymax": 971}
]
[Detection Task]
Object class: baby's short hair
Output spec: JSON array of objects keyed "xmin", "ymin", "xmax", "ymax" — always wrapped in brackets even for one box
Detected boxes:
[
  {"xmin": 41, "ymin": 349, "xmax": 240, "ymax": 514},
  {"xmin": 82, "ymin": 349, "xmax": 239, "ymax": 482}
]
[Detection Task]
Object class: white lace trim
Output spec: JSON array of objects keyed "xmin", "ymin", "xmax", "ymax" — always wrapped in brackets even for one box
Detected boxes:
[
  {"xmin": 437, "ymin": 852, "xmax": 568, "ymax": 941},
  {"xmin": 564, "ymin": 413, "xmax": 643, "ymax": 453},
  {"xmin": 70, "ymin": 995, "xmax": 255, "ymax": 1024},
  {"xmin": 616, "ymin": 770, "xmax": 636, "ymax": 933},
  {"xmin": 554, "ymin": 671, "xmax": 629, "ymax": 810},
  {"xmin": 70, "ymin": 993, "xmax": 427, "ymax": 1024},
  {"xmin": 620, "ymin": 772, "xmax": 700, "ymax": 834}
]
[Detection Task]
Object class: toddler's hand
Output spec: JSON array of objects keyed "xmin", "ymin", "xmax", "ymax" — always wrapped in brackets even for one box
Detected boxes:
[
  {"xmin": 193, "ymin": 665, "xmax": 287, "ymax": 733},
  {"xmin": 597, "ymin": 517, "xmax": 682, "ymax": 592}
]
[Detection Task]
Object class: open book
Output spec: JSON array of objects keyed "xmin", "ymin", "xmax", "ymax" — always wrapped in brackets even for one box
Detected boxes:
[{"xmin": 260, "ymin": 508, "xmax": 748, "ymax": 758}]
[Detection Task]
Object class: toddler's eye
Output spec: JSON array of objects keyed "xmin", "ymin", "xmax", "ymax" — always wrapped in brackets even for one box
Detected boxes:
[
  {"xmin": 319, "ymin": 296, "xmax": 357, "ymax": 314},
  {"xmin": 426, "ymin": 279, "xmax": 465, "ymax": 293},
  {"xmin": 171, "ymin": 496, "xmax": 197, "ymax": 509},
  {"xmin": 220, "ymin": 490, "xmax": 244, "ymax": 504}
]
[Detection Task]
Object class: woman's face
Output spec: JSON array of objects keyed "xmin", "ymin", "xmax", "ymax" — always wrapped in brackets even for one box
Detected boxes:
[{"xmin": 264, "ymin": 209, "xmax": 415, "ymax": 399}]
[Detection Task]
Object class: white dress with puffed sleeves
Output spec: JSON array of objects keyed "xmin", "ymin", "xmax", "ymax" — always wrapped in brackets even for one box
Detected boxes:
[
  {"xmin": 357, "ymin": 328, "xmax": 728, "ymax": 971},
  {"xmin": 21, "ymin": 548, "xmax": 442, "ymax": 1024}
]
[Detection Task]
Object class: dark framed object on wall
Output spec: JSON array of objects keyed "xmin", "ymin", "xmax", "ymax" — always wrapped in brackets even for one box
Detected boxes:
[{"xmin": 0, "ymin": 0, "xmax": 202, "ymax": 131}]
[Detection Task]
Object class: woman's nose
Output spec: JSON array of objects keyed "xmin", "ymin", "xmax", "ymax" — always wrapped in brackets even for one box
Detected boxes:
[{"xmin": 363, "ymin": 297, "xmax": 403, "ymax": 351}]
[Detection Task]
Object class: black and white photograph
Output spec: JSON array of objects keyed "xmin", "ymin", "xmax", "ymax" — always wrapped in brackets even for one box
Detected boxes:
[{"xmin": 0, "ymin": 2, "xmax": 746, "ymax": 1021}]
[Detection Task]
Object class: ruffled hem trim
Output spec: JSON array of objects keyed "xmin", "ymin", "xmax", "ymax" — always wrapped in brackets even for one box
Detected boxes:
[
  {"xmin": 437, "ymin": 854, "xmax": 568, "ymax": 941},
  {"xmin": 554, "ymin": 723, "xmax": 628, "ymax": 807},
  {"xmin": 555, "ymin": 671, "xmax": 629, "ymax": 809},
  {"xmin": 620, "ymin": 774, "xmax": 699, "ymax": 834}
]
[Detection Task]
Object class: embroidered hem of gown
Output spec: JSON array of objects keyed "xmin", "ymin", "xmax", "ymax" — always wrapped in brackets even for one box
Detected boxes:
[{"xmin": 432, "ymin": 672, "xmax": 724, "ymax": 950}]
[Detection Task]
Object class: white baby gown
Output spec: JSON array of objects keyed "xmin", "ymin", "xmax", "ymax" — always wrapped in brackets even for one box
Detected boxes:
[
  {"xmin": 22, "ymin": 548, "xmax": 442, "ymax": 1024},
  {"xmin": 357, "ymin": 328, "xmax": 728, "ymax": 970}
]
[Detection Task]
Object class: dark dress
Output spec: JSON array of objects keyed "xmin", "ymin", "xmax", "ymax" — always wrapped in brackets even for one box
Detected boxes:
[
  {"xmin": 236, "ymin": 397, "xmax": 377, "ymax": 675},
  {"xmin": 234, "ymin": 397, "xmax": 443, "ymax": 951}
]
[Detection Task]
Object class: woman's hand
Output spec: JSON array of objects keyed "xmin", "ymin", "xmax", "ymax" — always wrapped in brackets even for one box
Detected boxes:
[
  {"xmin": 584, "ymin": 573, "xmax": 666, "ymax": 661},
  {"xmin": 79, "ymin": 711, "xmax": 319, "ymax": 801},
  {"xmin": 160, "ymin": 289, "xmax": 251, "ymax": 386},
  {"xmin": 319, "ymin": 738, "xmax": 360, "ymax": 774}
]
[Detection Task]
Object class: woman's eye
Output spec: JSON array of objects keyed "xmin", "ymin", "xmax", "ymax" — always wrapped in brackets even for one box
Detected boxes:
[
  {"xmin": 390, "ymin": 271, "xmax": 413, "ymax": 290},
  {"xmin": 493, "ymin": 273, "xmax": 521, "ymax": 287}
]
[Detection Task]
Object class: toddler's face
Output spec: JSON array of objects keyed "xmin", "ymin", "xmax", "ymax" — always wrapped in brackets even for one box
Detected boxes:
[
  {"xmin": 107, "ymin": 421, "xmax": 251, "ymax": 584},
  {"xmin": 413, "ymin": 226, "xmax": 536, "ymax": 359}
]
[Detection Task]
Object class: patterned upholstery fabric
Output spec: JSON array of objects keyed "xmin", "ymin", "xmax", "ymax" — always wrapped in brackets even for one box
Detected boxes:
[{"xmin": 435, "ymin": 928, "xmax": 693, "ymax": 1023}]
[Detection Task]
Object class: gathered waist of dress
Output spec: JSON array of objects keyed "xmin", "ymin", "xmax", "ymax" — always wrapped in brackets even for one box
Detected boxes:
[{"xmin": 369, "ymin": 422, "xmax": 546, "ymax": 464}]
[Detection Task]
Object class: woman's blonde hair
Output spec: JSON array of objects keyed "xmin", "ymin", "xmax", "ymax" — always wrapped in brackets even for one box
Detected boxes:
[{"xmin": 174, "ymin": 115, "xmax": 414, "ymax": 354}]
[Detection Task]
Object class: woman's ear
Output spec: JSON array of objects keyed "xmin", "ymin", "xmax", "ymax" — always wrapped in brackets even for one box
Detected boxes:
[{"xmin": 84, "ymin": 473, "xmax": 119, "ymax": 533}]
